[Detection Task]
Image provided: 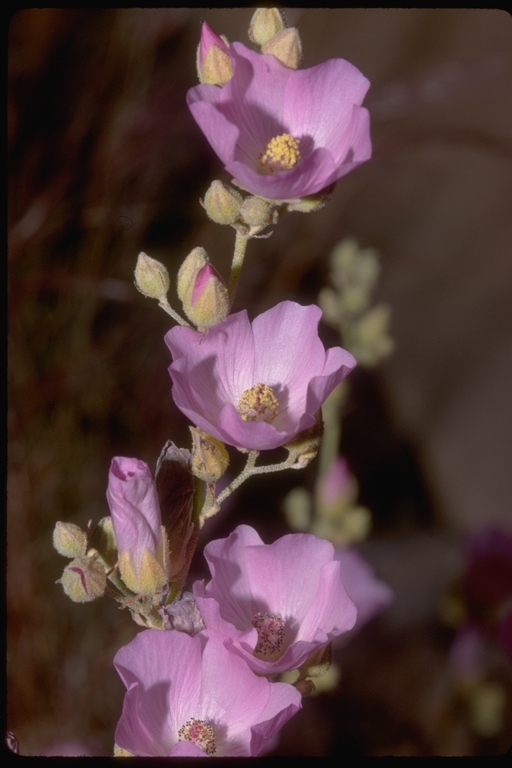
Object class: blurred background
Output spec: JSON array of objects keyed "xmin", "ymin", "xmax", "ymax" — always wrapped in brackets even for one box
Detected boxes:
[{"xmin": 7, "ymin": 8, "xmax": 512, "ymax": 756}]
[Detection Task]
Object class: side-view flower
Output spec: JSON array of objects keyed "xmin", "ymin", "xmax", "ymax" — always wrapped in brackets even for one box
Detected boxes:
[
  {"xmin": 165, "ymin": 300, "xmax": 356, "ymax": 451},
  {"xmin": 187, "ymin": 38, "xmax": 371, "ymax": 200},
  {"xmin": 193, "ymin": 525, "xmax": 357, "ymax": 675},
  {"xmin": 113, "ymin": 627, "xmax": 302, "ymax": 757}
]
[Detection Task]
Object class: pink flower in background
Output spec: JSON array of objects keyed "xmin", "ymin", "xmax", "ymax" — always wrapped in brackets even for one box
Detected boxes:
[
  {"xmin": 193, "ymin": 525, "xmax": 357, "ymax": 675},
  {"xmin": 165, "ymin": 301, "xmax": 356, "ymax": 451},
  {"xmin": 318, "ymin": 456, "xmax": 357, "ymax": 509},
  {"xmin": 334, "ymin": 547, "xmax": 394, "ymax": 635},
  {"xmin": 114, "ymin": 628, "xmax": 301, "ymax": 757},
  {"xmin": 187, "ymin": 41, "xmax": 371, "ymax": 200}
]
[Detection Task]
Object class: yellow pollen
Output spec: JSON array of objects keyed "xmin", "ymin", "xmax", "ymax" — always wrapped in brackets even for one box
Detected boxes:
[
  {"xmin": 237, "ymin": 383, "xmax": 279, "ymax": 423},
  {"xmin": 259, "ymin": 133, "xmax": 301, "ymax": 173}
]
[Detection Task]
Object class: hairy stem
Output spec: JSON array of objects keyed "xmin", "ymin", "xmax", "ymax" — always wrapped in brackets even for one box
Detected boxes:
[{"xmin": 228, "ymin": 230, "xmax": 249, "ymax": 307}]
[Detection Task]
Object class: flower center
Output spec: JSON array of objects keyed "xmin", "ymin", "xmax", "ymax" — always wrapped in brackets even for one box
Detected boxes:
[
  {"xmin": 252, "ymin": 611, "xmax": 286, "ymax": 660},
  {"xmin": 237, "ymin": 383, "xmax": 279, "ymax": 423},
  {"xmin": 178, "ymin": 718, "xmax": 216, "ymax": 756},
  {"xmin": 259, "ymin": 133, "xmax": 301, "ymax": 173}
]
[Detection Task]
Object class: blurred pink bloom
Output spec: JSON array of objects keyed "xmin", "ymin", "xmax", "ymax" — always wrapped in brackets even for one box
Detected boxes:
[
  {"xmin": 448, "ymin": 625, "xmax": 487, "ymax": 682},
  {"xmin": 318, "ymin": 456, "xmax": 356, "ymax": 508},
  {"xmin": 193, "ymin": 525, "xmax": 357, "ymax": 675},
  {"xmin": 187, "ymin": 42, "xmax": 371, "ymax": 200},
  {"xmin": 463, "ymin": 528, "xmax": 512, "ymax": 659},
  {"xmin": 334, "ymin": 547, "xmax": 394, "ymax": 635},
  {"xmin": 165, "ymin": 301, "xmax": 356, "ymax": 451},
  {"xmin": 107, "ymin": 457, "xmax": 162, "ymax": 563},
  {"xmin": 114, "ymin": 628, "xmax": 301, "ymax": 757}
]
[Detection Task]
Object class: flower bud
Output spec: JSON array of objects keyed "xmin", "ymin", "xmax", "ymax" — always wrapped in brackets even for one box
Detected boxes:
[
  {"xmin": 239, "ymin": 196, "xmax": 275, "ymax": 231},
  {"xmin": 89, "ymin": 516, "xmax": 118, "ymax": 570},
  {"xmin": 177, "ymin": 247, "xmax": 229, "ymax": 331},
  {"xmin": 114, "ymin": 745, "xmax": 134, "ymax": 757},
  {"xmin": 134, "ymin": 252, "xmax": 170, "ymax": 301},
  {"xmin": 190, "ymin": 427, "xmax": 229, "ymax": 484},
  {"xmin": 248, "ymin": 8, "xmax": 286, "ymax": 46},
  {"xmin": 155, "ymin": 441, "xmax": 198, "ymax": 585},
  {"xmin": 57, "ymin": 552, "xmax": 106, "ymax": 602},
  {"xmin": 298, "ymin": 643, "xmax": 332, "ymax": 679},
  {"xmin": 119, "ymin": 547, "xmax": 167, "ymax": 596},
  {"xmin": 203, "ymin": 180, "xmax": 242, "ymax": 225},
  {"xmin": 53, "ymin": 521, "xmax": 87, "ymax": 559},
  {"xmin": 261, "ymin": 27, "xmax": 302, "ymax": 70},
  {"xmin": 285, "ymin": 411, "xmax": 324, "ymax": 469},
  {"xmin": 346, "ymin": 304, "xmax": 394, "ymax": 367},
  {"xmin": 286, "ymin": 184, "xmax": 335, "ymax": 213},
  {"xmin": 196, "ymin": 22, "xmax": 233, "ymax": 86}
]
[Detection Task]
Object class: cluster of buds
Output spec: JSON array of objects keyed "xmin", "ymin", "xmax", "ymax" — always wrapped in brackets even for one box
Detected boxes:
[
  {"xmin": 53, "ymin": 522, "xmax": 108, "ymax": 603},
  {"xmin": 248, "ymin": 7, "xmax": 302, "ymax": 69},
  {"xmin": 319, "ymin": 239, "xmax": 394, "ymax": 367}
]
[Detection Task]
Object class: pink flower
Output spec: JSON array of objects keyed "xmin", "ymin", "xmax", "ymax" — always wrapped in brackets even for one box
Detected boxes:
[
  {"xmin": 113, "ymin": 628, "xmax": 301, "ymax": 757},
  {"xmin": 193, "ymin": 525, "xmax": 357, "ymax": 675},
  {"xmin": 106, "ymin": 457, "xmax": 166, "ymax": 594},
  {"xmin": 334, "ymin": 547, "xmax": 394, "ymax": 635},
  {"xmin": 318, "ymin": 456, "xmax": 357, "ymax": 509},
  {"xmin": 165, "ymin": 301, "xmax": 356, "ymax": 451},
  {"xmin": 187, "ymin": 42, "xmax": 371, "ymax": 200}
]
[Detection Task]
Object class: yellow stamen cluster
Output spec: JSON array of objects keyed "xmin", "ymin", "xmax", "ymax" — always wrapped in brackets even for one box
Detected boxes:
[
  {"xmin": 178, "ymin": 719, "xmax": 216, "ymax": 756},
  {"xmin": 237, "ymin": 383, "xmax": 279, "ymax": 423},
  {"xmin": 259, "ymin": 133, "xmax": 301, "ymax": 173}
]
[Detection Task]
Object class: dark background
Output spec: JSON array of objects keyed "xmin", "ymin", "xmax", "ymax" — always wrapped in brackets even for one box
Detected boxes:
[{"xmin": 8, "ymin": 8, "xmax": 512, "ymax": 756}]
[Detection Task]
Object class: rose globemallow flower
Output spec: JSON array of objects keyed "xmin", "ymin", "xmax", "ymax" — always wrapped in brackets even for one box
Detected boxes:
[
  {"xmin": 334, "ymin": 547, "xmax": 394, "ymax": 637},
  {"xmin": 165, "ymin": 300, "xmax": 356, "ymax": 452},
  {"xmin": 187, "ymin": 39, "xmax": 371, "ymax": 200},
  {"xmin": 106, "ymin": 457, "xmax": 167, "ymax": 595},
  {"xmin": 113, "ymin": 627, "xmax": 301, "ymax": 757},
  {"xmin": 193, "ymin": 525, "xmax": 357, "ymax": 676}
]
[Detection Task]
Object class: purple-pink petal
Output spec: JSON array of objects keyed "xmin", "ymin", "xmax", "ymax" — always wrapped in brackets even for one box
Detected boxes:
[
  {"xmin": 187, "ymin": 42, "xmax": 371, "ymax": 199},
  {"xmin": 114, "ymin": 628, "xmax": 301, "ymax": 757},
  {"xmin": 165, "ymin": 301, "xmax": 356, "ymax": 451},
  {"xmin": 334, "ymin": 547, "xmax": 395, "ymax": 634},
  {"xmin": 194, "ymin": 525, "xmax": 357, "ymax": 675},
  {"xmin": 106, "ymin": 457, "xmax": 162, "ymax": 560}
]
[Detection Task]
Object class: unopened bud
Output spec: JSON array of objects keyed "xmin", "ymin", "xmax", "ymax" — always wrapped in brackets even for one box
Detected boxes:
[
  {"xmin": 285, "ymin": 411, "xmax": 323, "ymax": 469},
  {"xmin": 197, "ymin": 22, "xmax": 233, "ymax": 86},
  {"xmin": 134, "ymin": 252, "xmax": 170, "ymax": 301},
  {"xmin": 240, "ymin": 196, "xmax": 274, "ymax": 230},
  {"xmin": 190, "ymin": 427, "xmax": 229, "ymax": 483},
  {"xmin": 57, "ymin": 552, "xmax": 106, "ymax": 602},
  {"xmin": 204, "ymin": 181, "xmax": 242, "ymax": 225},
  {"xmin": 248, "ymin": 8, "xmax": 286, "ymax": 46},
  {"xmin": 114, "ymin": 745, "xmax": 134, "ymax": 757},
  {"xmin": 155, "ymin": 441, "xmax": 198, "ymax": 584},
  {"xmin": 261, "ymin": 27, "xmax": 302, "ymax": 70},
  {"xmin": 89, "ymin": 516, "xmax": 118, "ymax": 570},
  {"xmin": 119, "ymin": 547, "xmax": 167, "ymax": 596},
  {"xmin": 286, "ymin": 184, "xmax": 335, "ymax": 213},
  {"xmin": 177, "ymin": 247, "xmax": 229, "ymax": 330},
  {"xmin": 298, "ymin": 643, "xmax": 332, "ymax": 679},
  {"xmin": 53, "ymin": 521, "xmax": 87, "ymax": 559}
]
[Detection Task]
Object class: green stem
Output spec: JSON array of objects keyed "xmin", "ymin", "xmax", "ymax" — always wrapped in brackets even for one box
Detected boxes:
[
  {"xmin": 158, "ymin": 298, "xmax": 190, "ymax": 327},
  {"xmin": 228, "ymin": 230, "xmax": 249, "ymax": 307},
  {"xmin": 214, "ymin": 450, "xmax": 259, "ymax": 508},
  {"xmin": 202, "ymin": 449, "xmax": 299, "ymax": 523}
]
